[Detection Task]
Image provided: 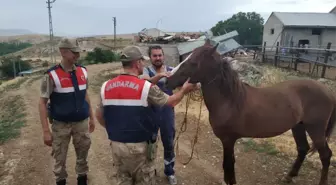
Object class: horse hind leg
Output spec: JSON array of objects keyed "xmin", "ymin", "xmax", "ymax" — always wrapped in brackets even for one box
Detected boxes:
[
  {"xmin": 305, "ymin": 122, "xmax": 333, "ymax": 185},
  {"xmin": 283, "ymin": 122, "xmax": 310, "ymax": 183}
]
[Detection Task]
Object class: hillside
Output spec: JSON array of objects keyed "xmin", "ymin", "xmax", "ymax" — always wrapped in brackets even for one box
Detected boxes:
[
  {"xmin": 0, "ymin": 29, "xmax": 34, "ymax": 37},
  {"xmin": 0, "ymin": 34, "xmax": 56, "ymax": 44}
]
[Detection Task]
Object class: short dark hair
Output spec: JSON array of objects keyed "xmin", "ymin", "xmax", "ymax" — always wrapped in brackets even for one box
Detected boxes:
[
  {"xmin": 121, "ymin": 61, "xmax": 133, "ymax": 68},
  {"xmin": 148, "ymin": 45, "xmax": 164, "ymax": 56}
]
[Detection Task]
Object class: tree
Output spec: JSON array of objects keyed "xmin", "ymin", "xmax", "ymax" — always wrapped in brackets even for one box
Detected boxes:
[
  {"xmin": 211, "ymin": 12, "xmax": 264, "ymax": 45},
  {"xmin": 0, "ymin": 56, "xmax": 32, "ymax": 78},
  {"xmin": 84, "ymin": 48, "xmax": 120, "ymax": 64},
  {"xmin": 0, "ymin": 42, "xmax": 32, "ymax": 56}
]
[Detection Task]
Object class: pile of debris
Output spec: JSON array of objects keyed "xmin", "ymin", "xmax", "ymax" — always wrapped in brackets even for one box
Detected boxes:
[
  {"xmin": 227, "ymin": 57, "xmax": 263, "ymax": 86},
  {"xmin": 137, "ymin": 28, "xmax": 202, "ymax": 44}
]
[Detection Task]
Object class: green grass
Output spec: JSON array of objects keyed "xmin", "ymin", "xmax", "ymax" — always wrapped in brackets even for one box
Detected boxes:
[
  {"xmin": 0, "ymin": 95, "xmax": 26, "ymax": 144},
  {"xmin": 241, "ymin": 138, "xmax": 279, "ymax": 156}
]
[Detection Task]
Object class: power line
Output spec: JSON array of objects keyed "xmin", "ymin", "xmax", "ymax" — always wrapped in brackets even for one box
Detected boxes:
[
  {"xmin": 47, "ymin": 0, "xmax": 56, "ymax": 64},
  {"xmin": 113, "ymin": 17, "xmax": 116, "ymax": 50}
]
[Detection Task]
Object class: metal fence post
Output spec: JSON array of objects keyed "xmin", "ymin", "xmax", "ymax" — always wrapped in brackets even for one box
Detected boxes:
[{"xmin": 321, "ymin": 42, "xmax": 332, "ymax": 78}]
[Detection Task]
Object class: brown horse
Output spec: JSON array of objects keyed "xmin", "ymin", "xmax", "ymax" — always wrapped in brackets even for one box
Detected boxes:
[{"xmin": 166, "ymin": 40, "xmax": 336, "ymax": 185}]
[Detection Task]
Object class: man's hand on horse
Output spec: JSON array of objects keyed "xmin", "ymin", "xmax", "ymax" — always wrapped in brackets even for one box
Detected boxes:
[
  {"xmin": 182, "ymin": 78, "xmax": 198, "ymax": 93},
  {"xmin": 158, "ymin": 72, "xmax": 171, "ymax": 78}
]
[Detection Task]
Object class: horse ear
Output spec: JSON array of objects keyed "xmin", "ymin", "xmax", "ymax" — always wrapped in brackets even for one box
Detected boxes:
[
  {"xmin": 212, "ymin": 43, "xmax": 219, "ymax": 53},
  {"xmin": 204, "ymin": 39, "xmax": 211, "ymax": 46}
]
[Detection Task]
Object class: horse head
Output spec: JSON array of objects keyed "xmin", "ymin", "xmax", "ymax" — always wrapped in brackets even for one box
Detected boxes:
[{"xmin": 166, "ymin": 39, "xmax": 219, "ymax": 89}]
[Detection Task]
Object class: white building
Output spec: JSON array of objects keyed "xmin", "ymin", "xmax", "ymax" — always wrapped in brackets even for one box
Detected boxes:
[{"xmin": 263, "ymin": 6, "xmax": 336, "ymax": 49}]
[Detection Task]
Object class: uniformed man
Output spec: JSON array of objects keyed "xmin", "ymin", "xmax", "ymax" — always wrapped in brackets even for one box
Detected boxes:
[
  {"xmin": 140, "ymin": 45, "xmax": 177, "ymax": 184},
  {"xmin": 38, "ymin": 38, "xmax": 95, "ymax": 185},
  {"xmin": 95, "ymin": 45, "xmax": 197, "ymax": 185}
]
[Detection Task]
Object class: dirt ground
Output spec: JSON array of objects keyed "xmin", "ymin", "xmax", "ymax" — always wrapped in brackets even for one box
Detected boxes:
[{"xmin": 0, "ymin": 62, "xmax": 336, "ymax": 185}]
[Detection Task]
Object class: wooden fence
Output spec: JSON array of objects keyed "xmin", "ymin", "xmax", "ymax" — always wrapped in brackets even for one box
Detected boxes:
[{"xmin": 241, "ymin": 42, "xmax": 336, "ymax": 79}]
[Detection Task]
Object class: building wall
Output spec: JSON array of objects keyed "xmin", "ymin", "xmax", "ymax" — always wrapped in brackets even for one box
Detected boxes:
[
  {"xmin": 321, "ymin": 28, "xmax": 336, "ymax": 47},
  {"xmin": 330, "ymin": 6, "xmax": 336, "ymax": 14},
  {"xmin": 281, "ymin": 28, "xmax": 320, "ymax": 47},
  {"xmin": 281, "ymin": 28, "xmax": 336, "ymax": 48},
  {"xmin": 262, "ymin": 14, "xmax": 284, "ymax": 50}
]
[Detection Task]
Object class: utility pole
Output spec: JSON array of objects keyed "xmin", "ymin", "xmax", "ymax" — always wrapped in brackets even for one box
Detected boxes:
[
  {"xmin": 113, "ymin": 17, "xmax": 116, "ymax": 50},
  {"xmin": 47, "ymin": 0, "xmax": 56, "ymax": 64}
]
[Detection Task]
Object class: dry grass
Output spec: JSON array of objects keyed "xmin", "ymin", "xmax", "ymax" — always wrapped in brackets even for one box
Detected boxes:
[
  {"xmin": 0, "ymin": 94, "xmax": 26, "ymax": 144},
  {"xmin": 0, "ymin": 77, "xmax": 28, "ymax": 93}
]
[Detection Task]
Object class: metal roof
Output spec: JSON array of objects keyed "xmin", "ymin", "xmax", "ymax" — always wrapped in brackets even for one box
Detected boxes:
[
  {"xmin": 212, "ymin": 30, "xmax": 238, "ymax": 42},
  {"xmin": 217, "ymin": 39, "xmax": 242, "ymax": 55},
  {"xmin": 177, "ymin": 30, "xmax": 239, "ymax": 55},
  {"xmin": 273, "ymin": 12, "xmax": 336, "ymax": 27}
]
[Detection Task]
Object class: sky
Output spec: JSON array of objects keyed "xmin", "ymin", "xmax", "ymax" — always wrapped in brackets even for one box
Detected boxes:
[{"xmin": 0, "ymin": 0, "xmax": 335, "ymax": 37}]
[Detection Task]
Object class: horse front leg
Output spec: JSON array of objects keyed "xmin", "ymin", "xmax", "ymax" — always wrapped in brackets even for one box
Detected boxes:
[{"xmin": 222, "ymin": 137, "xmax": 237, "ymax": 185}]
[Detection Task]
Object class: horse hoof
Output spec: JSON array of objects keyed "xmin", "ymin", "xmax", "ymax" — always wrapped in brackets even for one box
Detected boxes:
[
  {"xmin": 222, "ymin": 180, "xmax": 236, "ymax": 185},
  {"xmin": 281, "ymin": 176, "xmax": 293, "ymax": 184}
]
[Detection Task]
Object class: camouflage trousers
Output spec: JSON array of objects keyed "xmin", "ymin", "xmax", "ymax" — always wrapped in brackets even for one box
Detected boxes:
[
  {"xmin": 51, "ymin": 119, "xmax": 91, "ymax": 182},
  {"xmin": 111, "ymin": 141, "xmax": 158, "ymax": 185}
]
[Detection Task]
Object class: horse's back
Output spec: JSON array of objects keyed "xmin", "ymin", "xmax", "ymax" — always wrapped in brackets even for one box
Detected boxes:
[
  {"xmin": 278, "ymin": 79, "xmax": 335, "ymax": 121},
  {"xmin": 241, "ymin": 78, "xmax": 335, "ymax": 137}
]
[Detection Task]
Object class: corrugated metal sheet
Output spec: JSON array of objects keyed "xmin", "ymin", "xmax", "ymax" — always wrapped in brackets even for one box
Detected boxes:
[
  {"xmin": 177, "ymin": 31, "xmax": 239, "ymax": 55},
  {"xmin": 273, "ymin": 12, "xmax": 336, "ymax": 27},
  {"xmin": 217, "ymin": 39, "xmax": 242, "ymax": 55},
  {"xmin": 212, "ymin": 30, "xmax": 238, "ymax": 42},
  {"xmin": 177, "ymin": 39, "xmax": 206, "ymax": 55}
]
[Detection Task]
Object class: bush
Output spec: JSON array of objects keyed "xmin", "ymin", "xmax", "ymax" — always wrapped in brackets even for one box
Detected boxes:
[
  {"xmin": 0, "ymin": 56, "xmax": 32, "ymax": 78},
  {"xmin": 85, "ymin": 48, "xmax": 120, "ymax": 64}
]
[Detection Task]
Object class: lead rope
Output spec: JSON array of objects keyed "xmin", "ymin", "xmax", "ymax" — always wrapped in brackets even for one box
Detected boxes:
[{"xmin": 174, "ymin": 89, "xmax": 203, "ymax": 165}]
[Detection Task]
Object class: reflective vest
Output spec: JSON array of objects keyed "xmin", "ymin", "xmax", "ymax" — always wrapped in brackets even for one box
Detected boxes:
[
  {"xmin": 47, "ymin": 64, "xmax": 89, "ymax": 122},
  {"xmin": 101, "ymin": 74, "xmax": 159, "ymax": 143}
]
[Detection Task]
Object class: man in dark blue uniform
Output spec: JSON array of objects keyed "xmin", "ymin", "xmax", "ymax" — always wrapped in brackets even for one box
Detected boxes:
[{"xmin": 141, "ymin": 45, "xmax": 177, "ymax": 185}]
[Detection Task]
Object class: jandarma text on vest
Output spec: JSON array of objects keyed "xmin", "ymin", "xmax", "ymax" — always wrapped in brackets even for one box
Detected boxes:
[{"xmin": 105, "ymin": 81, "xmax": 140, "ymax": 91}]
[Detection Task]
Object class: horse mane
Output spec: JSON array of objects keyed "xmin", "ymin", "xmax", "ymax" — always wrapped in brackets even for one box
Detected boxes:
[{"xmin": 207, "ymin": 47, "xmax": 247, "ymax": 110}]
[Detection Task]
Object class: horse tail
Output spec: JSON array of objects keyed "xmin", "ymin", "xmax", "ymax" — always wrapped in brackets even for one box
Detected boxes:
[{"xmin": 309, "ymin": 101, "xmax": 336, "ymax": 155}]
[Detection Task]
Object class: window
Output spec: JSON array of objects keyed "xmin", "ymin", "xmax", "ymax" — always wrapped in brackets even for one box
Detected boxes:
[
  {"xmin": 312, "ymin": 28, "xmax": 322, "ymax": 35},
  {"xmin": 270, "ymin": 28, "xmax": 275, "ymax": 34}
]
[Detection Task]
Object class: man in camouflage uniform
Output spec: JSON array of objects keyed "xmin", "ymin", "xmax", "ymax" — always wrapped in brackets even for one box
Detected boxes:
[
  {"xmin": 95, "ymin": 45, "xmax": 197, "ymax": 185},
  {"xmin": 38, "ymin": 38, "xmax": 95, "ymax": 185}
]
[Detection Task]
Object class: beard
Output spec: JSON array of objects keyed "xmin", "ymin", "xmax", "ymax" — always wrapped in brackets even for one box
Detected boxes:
[{"xmin": 152, "ymin": 60, "xmax": 163, "ymax": 68}]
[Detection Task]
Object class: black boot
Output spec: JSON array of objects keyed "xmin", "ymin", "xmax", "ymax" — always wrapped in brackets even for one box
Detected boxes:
[
  {"xmin": 77, "ymin": 174, "xmax": 87, "ymax": 185},
  {"xmin": 56, "ymin": 179, "xmax": 66, "ymax": 185}
]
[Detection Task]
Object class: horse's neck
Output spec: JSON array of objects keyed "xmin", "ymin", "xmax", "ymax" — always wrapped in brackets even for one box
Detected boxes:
[{"xmin": 201, "ymin": 77, "xmax": 246, "ymax": 119}]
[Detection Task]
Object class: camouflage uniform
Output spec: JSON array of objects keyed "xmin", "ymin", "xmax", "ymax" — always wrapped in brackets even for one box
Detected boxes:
[
  {"xmin": 103, "ymin": 83, "xmax": 169, "ymax": 185},
  {"xmin": 40, "ymin": 63, "xmax": 91, "ymax": 182},
  {"xmin": 99, "ymin": 45, "xmax": 170, "ymax": 185}
]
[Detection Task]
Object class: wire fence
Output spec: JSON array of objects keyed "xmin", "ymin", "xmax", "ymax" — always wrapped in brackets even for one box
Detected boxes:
[{"xmin": 239, "ymin": 42, "xmax": 336, "ymax": 80}]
